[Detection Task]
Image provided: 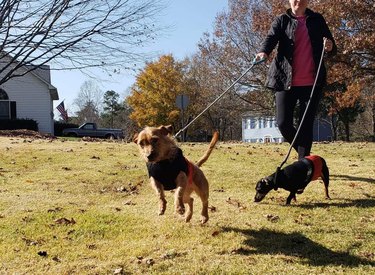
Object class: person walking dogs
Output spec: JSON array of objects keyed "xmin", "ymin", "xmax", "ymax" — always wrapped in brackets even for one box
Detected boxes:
[{"xmin": 255, "ymin": 0, "xmax": 337, "ymax": 160}]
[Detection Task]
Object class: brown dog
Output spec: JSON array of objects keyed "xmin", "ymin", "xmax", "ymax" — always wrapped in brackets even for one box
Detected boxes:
[{"xmin": 134, "ymin": 125, "xmax": 218, "ymax": 224}]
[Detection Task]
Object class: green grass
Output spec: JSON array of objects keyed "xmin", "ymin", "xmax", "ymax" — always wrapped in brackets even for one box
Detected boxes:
[{"xmin": 0, "ymin": 137, "xmax": 374, "ymax": 274}]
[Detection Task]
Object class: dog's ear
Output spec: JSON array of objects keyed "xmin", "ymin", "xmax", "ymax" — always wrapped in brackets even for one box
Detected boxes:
[
  {"xmin": 133, "ymin": 133, "xmax": 139, "ymax": 144},
  {"xmin": 159, "ymin": 125, "xmax": 173, "ymax": 136}
]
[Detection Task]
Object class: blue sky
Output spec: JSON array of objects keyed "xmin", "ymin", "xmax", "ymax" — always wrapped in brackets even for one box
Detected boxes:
[{"xmin": 52, "ymin": 0, "xmax": 228, "ymax": 115}]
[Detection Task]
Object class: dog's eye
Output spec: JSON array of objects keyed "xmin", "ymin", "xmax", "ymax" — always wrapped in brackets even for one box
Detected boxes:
[{"xmin": 150, "ymin": 137, "xmax": 159, "ymax": 144}]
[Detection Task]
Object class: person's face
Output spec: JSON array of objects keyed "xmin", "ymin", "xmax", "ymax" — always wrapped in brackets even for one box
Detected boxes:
[{"xmin": 289, "ymin": 0, "xmax": 308, "ymax": 15}]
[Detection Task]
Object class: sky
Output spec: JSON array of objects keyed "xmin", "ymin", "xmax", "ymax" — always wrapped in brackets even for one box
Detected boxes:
[{"xmin": 52, "ymin": 0, "xmax": 228, "ymax": 116}]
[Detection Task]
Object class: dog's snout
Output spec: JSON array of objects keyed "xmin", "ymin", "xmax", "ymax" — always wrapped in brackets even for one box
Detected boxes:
[
  {"xmin": 147, "ymin": 151, "xmax": 157, "ymax": 161},
  {"xmin": 254, "ymin": 192, "xmax": 265, "ymax": 202}
]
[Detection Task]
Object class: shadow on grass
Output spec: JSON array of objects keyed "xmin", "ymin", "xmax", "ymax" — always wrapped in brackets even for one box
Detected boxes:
[
  {"xmin": 294, "ymin": 197, "xmax": 375, "ymax": 209},
  {"xmin": 332, "ymin": 174, "xmax": 375, "ymax": 184},
  {"xmin": 222, "ymin": 227, "xmax": 375, "ymax": 267}
]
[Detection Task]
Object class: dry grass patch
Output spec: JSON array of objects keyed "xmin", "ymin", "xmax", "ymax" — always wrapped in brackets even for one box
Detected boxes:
[{"xmin": 0, "ymin": 137, "xmax": 374, "ymax": 274}]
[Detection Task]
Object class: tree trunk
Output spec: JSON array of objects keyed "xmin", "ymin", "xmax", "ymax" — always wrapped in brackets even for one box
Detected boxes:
[
  {"xmin": 330, "ymin": 115, "xmax": 338, "ymax": 141},
  {"xmin": 344, "ymin": 121, "xmax": 350, "ymax": 141}
]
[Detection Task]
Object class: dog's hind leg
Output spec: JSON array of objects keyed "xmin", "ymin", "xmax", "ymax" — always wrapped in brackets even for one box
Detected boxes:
[
  {"xmin": 194, "ymin": 178, "xmax": 209, "ymax": 224},
  {"xmin": 321, "ymin": 158, "xmax": 330, "ymax": 199},
  {"xmin": 150, "ymin": 178, "xmax": 167, "ymax": 215},
  {"xmin": 183, "ymin": 190, "xmax": 194, "ymax": 222},
  {"xmin": 286, "ymin": 192, "xmax": 296, "ymax": 205},
  {"xmin": 175, "ymin": 173, "xmax": 187, "ymax": 215}
]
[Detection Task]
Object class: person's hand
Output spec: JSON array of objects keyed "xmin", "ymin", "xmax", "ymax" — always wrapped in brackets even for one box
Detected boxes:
[
  {"xmin": 324, "ymin": 38, "xmax": 333, "ymax": 52},
  {"xmin": 254, "ymin": 52, "xmax": 268, "ymax": 63}
]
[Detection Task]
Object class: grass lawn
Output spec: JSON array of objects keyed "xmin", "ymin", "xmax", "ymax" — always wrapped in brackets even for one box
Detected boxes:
[{"xmin": 0, "ymin": 136, "xmax": 374, "ymax": 274}]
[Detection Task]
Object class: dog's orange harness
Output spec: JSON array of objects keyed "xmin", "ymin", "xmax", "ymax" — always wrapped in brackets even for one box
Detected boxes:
[{"xmin": 304, "ymin": 155, "xmax": 323, "ymax": 181}]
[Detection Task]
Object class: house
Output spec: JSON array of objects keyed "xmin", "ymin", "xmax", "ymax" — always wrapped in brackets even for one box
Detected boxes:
[
  {"xmin": 0, "ymin": 55, "xmax": 58, "ymax": 135},
  {"xmin": 242, "ymin": 115, "xmax": 284, "ymax": 143},
  {"xmin": 242, "ymin": 114, "xmax": 332, "ymax": 143}
]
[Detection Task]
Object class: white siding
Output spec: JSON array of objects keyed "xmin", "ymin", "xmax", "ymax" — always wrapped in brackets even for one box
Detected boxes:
[
  {"xmin": 242, "ymin": 116, "xmax": 284, "ymax": 143},
  {"xmin": 2, "ymin": 71, "xmax": 55, "ymax": 134}
]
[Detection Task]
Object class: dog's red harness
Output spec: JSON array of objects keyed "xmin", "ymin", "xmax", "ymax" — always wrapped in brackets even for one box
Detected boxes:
[{"xmin": 305, "ymin": 155, "xmax": 322, "ymax": 181}]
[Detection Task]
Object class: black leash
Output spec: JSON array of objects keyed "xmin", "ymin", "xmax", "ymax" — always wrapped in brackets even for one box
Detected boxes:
[{"xmin": 274, "ymin": 39, "xmax": 327, "ymax": 189}]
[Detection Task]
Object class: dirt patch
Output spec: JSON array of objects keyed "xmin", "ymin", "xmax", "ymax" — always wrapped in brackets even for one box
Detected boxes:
[{"xmin": 0, "ymin": 129, "xmax": 56, "ymax": 140}]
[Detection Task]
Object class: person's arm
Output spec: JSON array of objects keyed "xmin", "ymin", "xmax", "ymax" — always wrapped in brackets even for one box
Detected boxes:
[
  {"xmin": 256, "ymin": 16, "xmax": 282, "ymax": 61},
  {"xmin": 321, "ymin": 15, "xmax": 337, "ymax": 56}
]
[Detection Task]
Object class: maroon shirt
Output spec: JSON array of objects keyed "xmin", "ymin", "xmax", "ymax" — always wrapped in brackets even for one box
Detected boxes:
[{"xmin": 292, "ymin": 15, "xmax": 315, "ymax": 86}]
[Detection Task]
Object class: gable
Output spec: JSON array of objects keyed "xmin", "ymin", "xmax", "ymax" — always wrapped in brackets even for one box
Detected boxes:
[{"xmin": 0, "ymin": 53, "xmax": 58, "ymax": 100}]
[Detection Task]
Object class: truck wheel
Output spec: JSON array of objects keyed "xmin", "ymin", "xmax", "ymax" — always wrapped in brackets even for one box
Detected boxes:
[
  {"xmin": 106, "ymin": 134, "xmax": 115, "ymax": 140},
  {"xmin": 67, "ymin": 133, "xmax": 77, "ymax": 137}
]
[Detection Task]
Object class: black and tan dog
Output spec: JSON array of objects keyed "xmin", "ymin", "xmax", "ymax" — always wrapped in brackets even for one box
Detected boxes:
[
  {"xmin": 254, "ymin": 155, "xmax": 330, "ymax": 205},
  {"xmin": 134, "ymin": 125, "xmax": 218, "ymax": 224}
]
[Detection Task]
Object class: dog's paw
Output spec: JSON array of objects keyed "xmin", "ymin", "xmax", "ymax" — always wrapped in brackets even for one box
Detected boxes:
[
  {"xmin": 185, "ymin": 213, "xmax": 192, "ymax": 223},
  {"xmin": 176, "ymin": 205, "xmax": 185, "ymax": 215},
  {"xmin": 200, "ymin": 215, "xmax": 209, "ymax": 224}
]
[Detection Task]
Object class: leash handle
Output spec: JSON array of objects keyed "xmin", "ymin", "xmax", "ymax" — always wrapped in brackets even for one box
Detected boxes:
[{"xmin": 174, "ymin": 57, "xmax": 265, "ymax": 138}]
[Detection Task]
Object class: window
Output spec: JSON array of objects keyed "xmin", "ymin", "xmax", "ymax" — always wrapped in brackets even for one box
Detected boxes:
[
  {"xmin": 83, "ymin": 124, "xmax": 94, "ymax": 130},
  {"xmin": 258, "ymin": 118, "xmax": 263, "ymax": 129},
  {"xmin": 262, "ymin": 118, "xmax": 267, "ymax": 128},
  {"xmin": 0, "ymin": 89, "xmax": 17, "ymax": 120},
  {"xmin": 250, "ymin": 119, "xmax": 256, "ymax": 129},
  {"xmin": 0, "ymin": 101, "xmax": 10, "ymax": 119},
  {"xmin": 0, "ymin": 89, "xmax": 8, "ymax": 100},
  {"xmin": 0, "ymin": 89, "xmax": 10, "ymax": 120}
]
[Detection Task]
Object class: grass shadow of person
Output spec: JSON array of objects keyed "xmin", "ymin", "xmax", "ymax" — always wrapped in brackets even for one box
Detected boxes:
[
  {"xmin": 332, "ymin": 174, "xmax": 375, "ymax": 184},
  {"xmin": 221, "ymin": 227, "xmax": 375, "ymax": 267},
  {"xmin": 292, "ymin": 197, "xmax": 375, "ymax": 209}
]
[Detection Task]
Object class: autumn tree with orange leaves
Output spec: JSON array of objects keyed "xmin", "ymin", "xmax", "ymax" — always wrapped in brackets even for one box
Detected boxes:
[
  {"xmin": 314, "ymin": 0, "xmax": 375, "ymax": 141},
  {"xmin": 127, "ymin": 0, "xmax": 375, "ymax": 141},
  {"xmin": 210, "ymin": 0, "xmax": 374, "ymax": 140},
  {"xmin": 127, "ymin": 55, "xmax": 184, "ymax": 128}
]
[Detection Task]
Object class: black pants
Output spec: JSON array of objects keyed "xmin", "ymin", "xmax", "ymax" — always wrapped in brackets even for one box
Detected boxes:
[{"xmin": 275, "ymin": 86, "xmax": 322, "ymax": 160}]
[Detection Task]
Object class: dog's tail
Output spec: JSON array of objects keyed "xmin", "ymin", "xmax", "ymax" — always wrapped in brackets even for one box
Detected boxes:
[{"xmin": 196, "ymin": 131, "xmax": 219, "ymax": 167}]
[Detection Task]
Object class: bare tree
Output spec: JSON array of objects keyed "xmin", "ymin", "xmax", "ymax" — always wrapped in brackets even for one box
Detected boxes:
[
  {"xmin": 0, "ymin": 0, "xmax": 165, "ymax": 85},
  {"xmin": 74, "ymin": 80, "xmax": 103, "ymax": 124}
]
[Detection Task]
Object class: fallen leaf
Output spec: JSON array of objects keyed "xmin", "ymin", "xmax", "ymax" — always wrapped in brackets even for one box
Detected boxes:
[
  {"xmin": 22, "ymin": 237, "xmax": 38, "ymax": 246},
  {"xmin": 226, "ymin": 197, "xmax": 246, "ymax": 210},
  {"xmin": 47, "ymin": 207, "xmax": 63, "ymax": 213},
  {"xmin": 114, "ymin": 268, "xmax": 124, "ymax": 274},
  {"xmin": 52, "ymin": 256, "xmax": 61, "ymax": 262},
  {"xmin": 54, "ymin": 217, "xmax": 76, "ymax": 225},
  {"xmin": 265, "ymin": 214, "xmax": 280, "ymax": 223}
]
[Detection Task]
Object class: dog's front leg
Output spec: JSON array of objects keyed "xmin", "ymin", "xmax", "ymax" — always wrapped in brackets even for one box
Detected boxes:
[
  {"xmin": 174, "ymin": 172, "xmax": 187, "ymax": 215},
  {"xmin": 286, "ymin": 192, "xmax": 296, "ymax": 205},
  {"xmin": 150, "ymin": 177, "xmax": 167, "ymax": 215}
]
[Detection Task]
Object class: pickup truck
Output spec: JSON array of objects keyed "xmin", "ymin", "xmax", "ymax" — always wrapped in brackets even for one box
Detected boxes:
[{"xmin": 62, "ymin": 123, "xmax": 124, "ymax": 139}]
